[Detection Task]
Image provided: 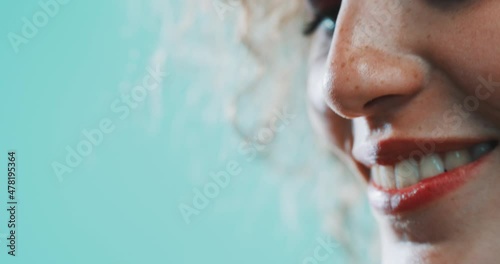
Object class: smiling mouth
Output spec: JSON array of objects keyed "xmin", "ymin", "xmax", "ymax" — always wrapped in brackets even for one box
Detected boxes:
[
  {"xmin": 362, "ymin": 139, "xmax": 498, "ymax": 214},
  {"xmin": 371, "ymin": 141, "xmax": 497, "ymax": 190}
]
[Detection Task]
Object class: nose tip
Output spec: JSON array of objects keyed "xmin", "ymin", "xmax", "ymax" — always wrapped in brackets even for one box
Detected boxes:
[{"xmin": 324, "ymin": 48, "xmax": 427, "ymax": 119}]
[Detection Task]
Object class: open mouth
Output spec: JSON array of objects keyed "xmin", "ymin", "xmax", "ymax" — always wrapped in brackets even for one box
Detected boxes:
[
  {"xmin": 371, "ymin": 141, "xmax": 497, "ymax": 190},
  {"xmin": 364, "ymin": 139, "xmax": 498, "ymax": 214}
]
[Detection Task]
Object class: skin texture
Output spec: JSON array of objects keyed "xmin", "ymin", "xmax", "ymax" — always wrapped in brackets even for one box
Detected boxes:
[{"xmin": 306, "ymin": 0, "xmax": 500, "ymax": 263}]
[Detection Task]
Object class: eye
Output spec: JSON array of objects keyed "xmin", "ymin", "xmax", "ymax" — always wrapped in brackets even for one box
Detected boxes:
[
  {"xmin": 303, "ymin": 5, "xmax": 341, "ymax": 37},
  {"xmin": 320, "ymin": 18, "xmax": 336, "ymax": 36}
]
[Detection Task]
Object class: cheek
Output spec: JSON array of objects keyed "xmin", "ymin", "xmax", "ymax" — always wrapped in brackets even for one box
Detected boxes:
[{"xmin": 427, "ymin": 3, "xmax": 500, "ymax": 120}]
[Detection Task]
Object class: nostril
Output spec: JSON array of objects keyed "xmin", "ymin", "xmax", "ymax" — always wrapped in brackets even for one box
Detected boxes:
[{"xmin": 363, "ymin": 94, "xmax": 402, "ymax": 110}]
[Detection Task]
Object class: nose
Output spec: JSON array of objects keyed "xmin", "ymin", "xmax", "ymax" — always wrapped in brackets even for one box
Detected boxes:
[{"xmin": 323, "ymin": 8, "xmax": 428, "ymax": 119}]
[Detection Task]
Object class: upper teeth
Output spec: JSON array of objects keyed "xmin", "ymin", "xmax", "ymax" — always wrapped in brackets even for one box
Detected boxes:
[{"xmin": 371, "ymin": 142, "xmax": 495, "ymax": 189}]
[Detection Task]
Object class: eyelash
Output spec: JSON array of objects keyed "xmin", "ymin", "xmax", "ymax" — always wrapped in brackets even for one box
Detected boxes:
[
  {"xmin": 303, "ymin": 7, "xmax": 341, "ymax": 36},
  {"xmin": 303, "ymin": 0, "xmax": 470, "ymax": 36}
]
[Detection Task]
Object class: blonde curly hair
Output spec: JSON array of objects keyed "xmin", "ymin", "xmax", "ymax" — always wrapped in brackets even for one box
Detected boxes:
[{"xmin": 157, "ymin": 0, "xmax": 379, "ymax": 262}]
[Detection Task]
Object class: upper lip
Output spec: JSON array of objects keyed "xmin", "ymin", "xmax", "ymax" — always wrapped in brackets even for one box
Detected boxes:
[{"xmin": 352, "ymin": 137, "xmax": 494, "ymax": 168}]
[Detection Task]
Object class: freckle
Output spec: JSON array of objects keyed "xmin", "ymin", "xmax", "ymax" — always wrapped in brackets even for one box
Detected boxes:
[
  {"xmin": 427, "ymin": 34, "xmax": 431, "ymax": 40},
  {"xmin": 354, "ymin": 85, "xmax": 359, "ymax": 90}
]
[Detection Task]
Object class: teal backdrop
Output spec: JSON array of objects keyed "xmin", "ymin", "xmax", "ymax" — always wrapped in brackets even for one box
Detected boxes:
[{"xmin": 0, "ymin": 1, "xmax": 374, "ymax": 263}]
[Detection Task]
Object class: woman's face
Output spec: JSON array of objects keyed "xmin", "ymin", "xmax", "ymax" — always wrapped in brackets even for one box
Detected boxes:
[{"xmin": 306, "ymin": 0, "xmax": 500, "ymax": 262}]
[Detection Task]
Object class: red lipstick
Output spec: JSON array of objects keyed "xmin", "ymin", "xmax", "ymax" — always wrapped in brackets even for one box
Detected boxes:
[{"xmin": 358, "ymin": 139, "xmax": 497, "ymax": 214}]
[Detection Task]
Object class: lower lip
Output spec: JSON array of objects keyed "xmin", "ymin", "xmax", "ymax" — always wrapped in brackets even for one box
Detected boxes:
[{"xmin": 367, "ymin": 151, "xmax": 494, "ymax": 214}]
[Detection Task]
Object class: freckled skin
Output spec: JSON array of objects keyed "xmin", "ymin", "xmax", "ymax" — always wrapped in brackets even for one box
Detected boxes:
[{"xmin": 306, "ymin": 0, "xmax": 500, "ymax": 263}]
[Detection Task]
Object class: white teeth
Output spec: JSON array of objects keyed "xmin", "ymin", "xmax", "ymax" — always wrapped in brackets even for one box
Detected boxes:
[
  {"xmin": 395, "ymin": 159, "xmax": 420, "ymax": 189},
  {"xmin": 371, "ymin": 143, "xmax": 496, "ymax": 190},
  {"xmin": 379, "ymin": 165, "xmax": 396, "ymax": 189},
  {"xmin": 371, "ymin": 166, "xmax": 382, "ymax": 186},
  {"xmin": 420, "ymin": 154, "xmax": 445, "ymax": 179},
  {"xmin": 444, "ymin": 150, "xmax": 471, "ymax": 171},
  {"xmin": 371, "ymin": 166, "xmax": 396, "ymax": 189}
]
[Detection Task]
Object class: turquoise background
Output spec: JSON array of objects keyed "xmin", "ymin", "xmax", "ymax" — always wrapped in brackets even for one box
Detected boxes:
[{"xmin": 0, "ymin": 1, "xmax": 375, "ymax": 263}]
